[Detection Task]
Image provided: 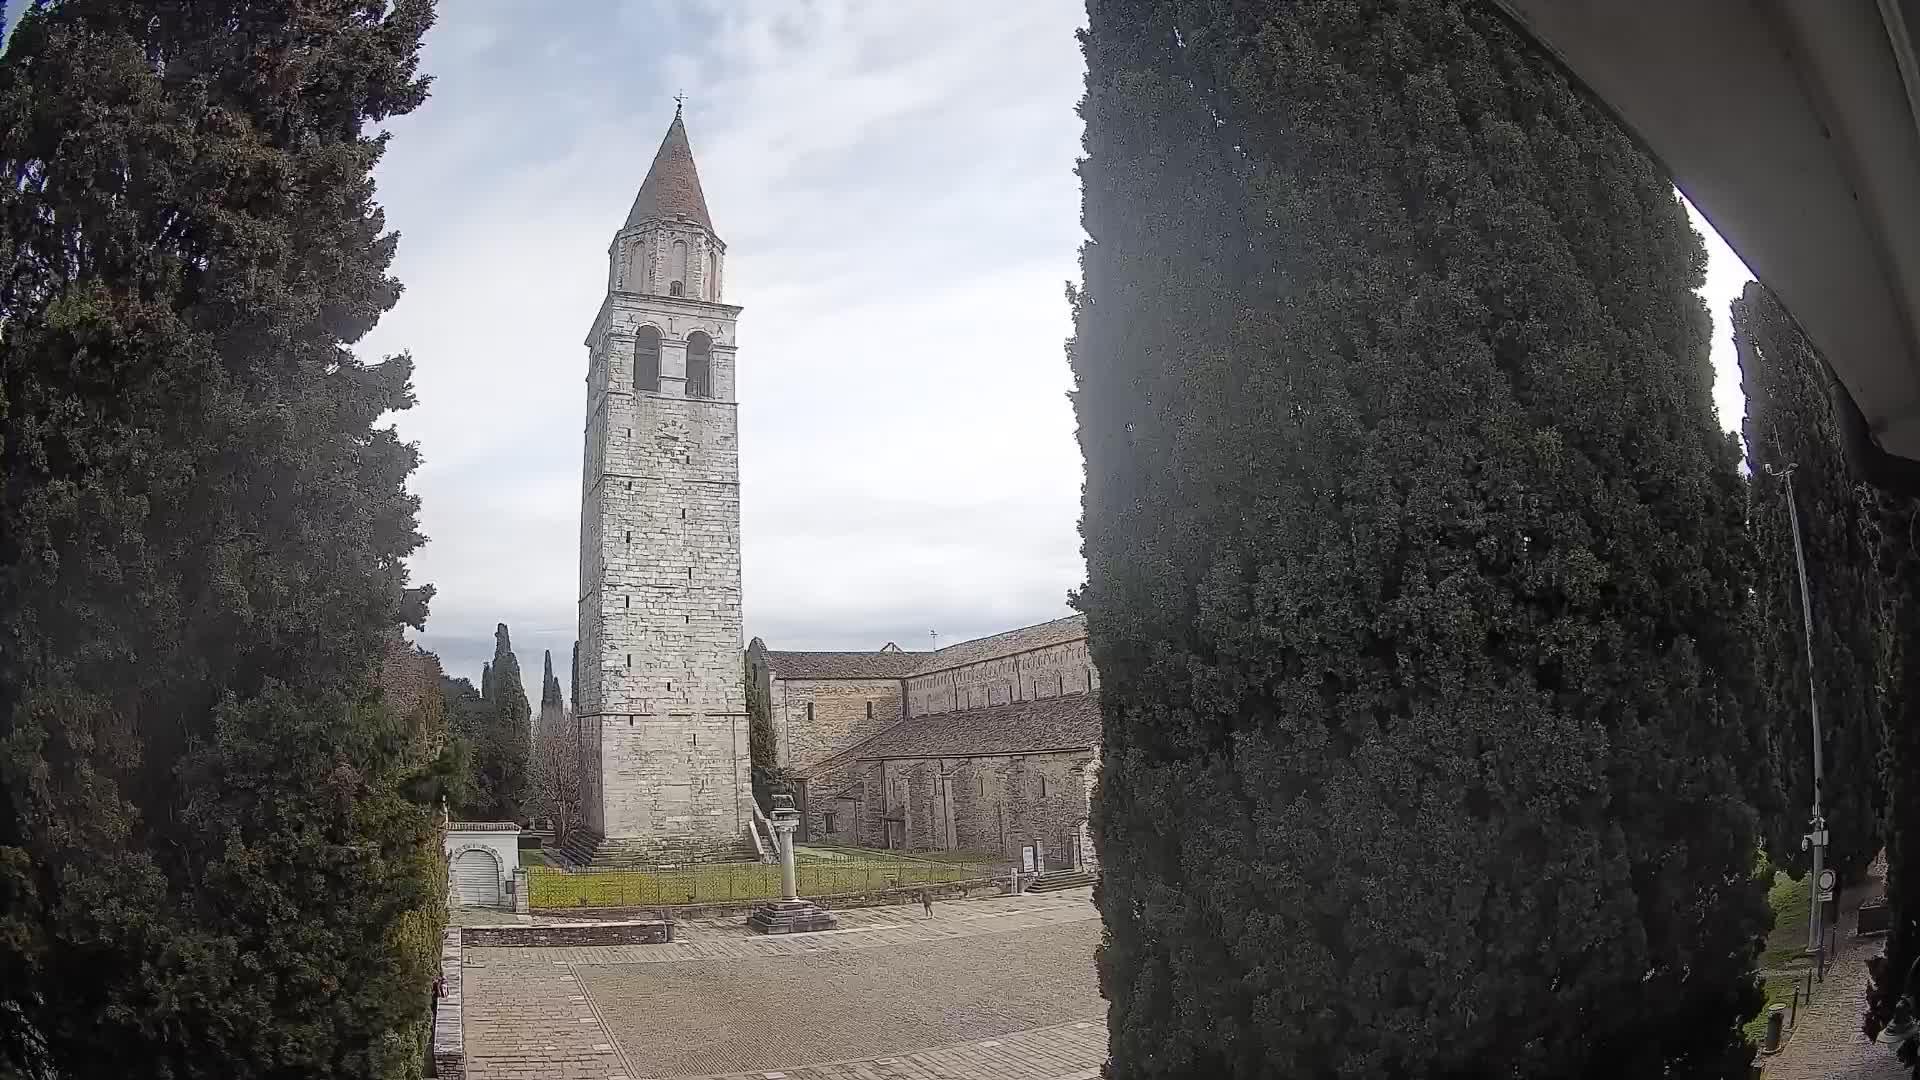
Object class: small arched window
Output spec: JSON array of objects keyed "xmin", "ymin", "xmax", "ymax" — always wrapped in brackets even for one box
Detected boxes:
[
  {"xmin": 669, "ymin": 239, "xmax": 688, "ymax": 296},
  {"xmin": 634, "ymin": 325, "xmax": 661, "ymax": 392},
  {"xmin": 707, "ymin": 251, "xmax": 719, "ymax": 299},
  {"xmin": 685, "ymin": 330, "xmax": 712, "ymax": 399}
]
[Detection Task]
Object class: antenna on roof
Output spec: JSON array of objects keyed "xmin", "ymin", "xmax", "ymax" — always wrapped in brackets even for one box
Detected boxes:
[{"xmin": 930, "ymin": 630, "xmax": 938, "ymax": 652}]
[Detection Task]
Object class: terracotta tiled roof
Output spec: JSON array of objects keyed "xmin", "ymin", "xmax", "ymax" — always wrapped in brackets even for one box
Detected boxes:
[
  {"xmin": 758, "ymin": 614, "xmax": 1088, "ymax": 682},
  {"xmin": 762, "ymin": 650, "xmax": 928, "ymax": 680},
  {"xmin": 625, "ymin": 113, "xmax": 714, "ymax": 232},
  {"xmin": 819, "ymin": 692, "xmax": 1101, "ymax": 765},
  {"xmin": 912, "ymin": 614, "xmax": 1086, "ymax": 676}
]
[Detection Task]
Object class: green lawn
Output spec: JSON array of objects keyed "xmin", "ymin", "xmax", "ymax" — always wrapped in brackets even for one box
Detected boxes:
[
  {"xmin": 518, "ymin": 848, "xmax": 556, "ymax": 869},
  {"xmin": 1743, "ymin": 976, "xmax": 1802, "ymax": 1044},
  {"xmin": 527, "ymin": 854, "xmax": 997, "ymax": 909},
  {"xmin": 1760, "ymin": 872, "xmax": 1813, "ymax": 971},
  {"xmin": 1745, "ymin": 870, "xmax": 1816, "ymax": 1047},
  {"xmin": 802, "ymin": 843, "xmax": 1005, "ymax": 866}
]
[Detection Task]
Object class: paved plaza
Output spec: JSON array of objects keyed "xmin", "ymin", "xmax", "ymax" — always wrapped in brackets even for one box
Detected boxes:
[
  {"xmin": 1761, "ymin": 913, "xmax": 1907, "ymax": 1080},
  {"xmin": 460, "ymin": 889, "xmax": 1106, "ymax": 1080}
]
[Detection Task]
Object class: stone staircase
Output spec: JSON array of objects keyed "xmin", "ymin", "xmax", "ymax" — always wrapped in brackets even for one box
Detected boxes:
[
  {"xmin": 553, "ymin": 829, "xmax": 606, "ymax": 869},
  {"xmin": 1025, "ymin": 868, "xmax": 1097, "ymax": 893},
  {"xmin": 747, "ymin": 802, "xmax": 780, "ymax": 864}
]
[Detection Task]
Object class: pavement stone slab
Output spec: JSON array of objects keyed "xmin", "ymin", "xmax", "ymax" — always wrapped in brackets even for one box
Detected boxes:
[{"xmin": 462, "ymin": 889, "xmax": 1104, "ymax": 1080}]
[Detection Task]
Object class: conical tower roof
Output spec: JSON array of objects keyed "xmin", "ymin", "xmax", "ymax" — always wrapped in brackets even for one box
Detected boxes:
[{"xmin": 625, "ymin": 111, "xmax": 714, "ymax": 233}]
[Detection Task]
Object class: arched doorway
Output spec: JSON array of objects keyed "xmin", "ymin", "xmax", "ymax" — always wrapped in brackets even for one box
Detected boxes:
[{"xmin": 452, "ymin": 847, "xmax": 502, "ymax": 907}]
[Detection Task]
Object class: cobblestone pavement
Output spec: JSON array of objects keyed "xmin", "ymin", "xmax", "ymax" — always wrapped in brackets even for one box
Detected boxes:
[
  {"xmin": 1764, "ymin": 930, "xmax": 1906, "ymax": 1080},
  {"xmin": 462, "ymin": 962, "xmax": 627, "ymax": 1080},
  {"xmin": 533, "ymin": 890, "xmax": 1099, "ymax": 968},
  {"xmin": 669, "ymin": 1019, "xmax": 1108, "ymax": 1080},
  {"xmin": 461, "ymin": 888, "xmax": 1105, "ymax": 1080}
]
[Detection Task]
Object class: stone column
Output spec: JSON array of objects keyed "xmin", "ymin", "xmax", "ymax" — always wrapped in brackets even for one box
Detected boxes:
[
  {"xmin": 747, "ymin": 794, "xmax": 839, "ymax": 935},
  {"xmin": 775, "ymin": 813, "xmax": 798, "ymax": 901}
]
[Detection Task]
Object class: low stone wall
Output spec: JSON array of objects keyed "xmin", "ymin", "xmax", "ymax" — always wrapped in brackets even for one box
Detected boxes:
[
  {"xmin": 461, "ymin": 920, "xmax": 673, "ymax": 948},
  {"xmin": 431, "ymin": 928, "xmax": 462, "ymax": 1079}
]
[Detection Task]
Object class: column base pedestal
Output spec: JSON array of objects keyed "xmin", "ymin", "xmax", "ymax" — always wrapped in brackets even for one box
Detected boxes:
[{"xmin": 747, "ymin": 897, "xmax": 840, "ymax": 935}]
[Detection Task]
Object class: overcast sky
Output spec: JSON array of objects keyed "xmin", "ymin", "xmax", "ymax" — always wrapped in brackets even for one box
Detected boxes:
[{"xmin": 355, "ymin": 2, "xmax": 1755, "ymax": 695}]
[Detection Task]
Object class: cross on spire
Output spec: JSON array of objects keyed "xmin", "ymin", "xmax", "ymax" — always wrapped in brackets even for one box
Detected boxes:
[{"xmin": 673, "ymin": 90, "xmax": 685, "ymax": 117}]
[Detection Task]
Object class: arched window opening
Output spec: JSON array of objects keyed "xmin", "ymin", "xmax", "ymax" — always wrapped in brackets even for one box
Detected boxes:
[
  {"xmin": 669, "ymin": 239, "xmax": 688, "ymax": 296},
  {"xmin": 634, "ymin": 325, "xmax": 661, "ymax": 392},
  {"xmin": 686, "ymin": 330, "xmax": 713, "ymax": 399},
  {"xmin": 707, "ymin": 251, "xmax": 719, "ymax": 299}
]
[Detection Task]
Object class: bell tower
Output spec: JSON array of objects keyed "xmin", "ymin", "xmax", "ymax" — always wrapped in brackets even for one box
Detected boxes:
[{"xmin": 576, "ymin": 107, "xmax": 749, "ymax": 860}]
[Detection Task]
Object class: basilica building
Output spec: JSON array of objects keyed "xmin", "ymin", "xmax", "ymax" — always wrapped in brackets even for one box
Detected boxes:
[{"xmin": 750, "ymin": 615, "xmax": 1100, "ymax": 872}]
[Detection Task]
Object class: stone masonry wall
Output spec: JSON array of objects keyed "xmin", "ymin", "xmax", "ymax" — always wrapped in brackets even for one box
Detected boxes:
[
  {"xmin": 850, "ymin": 750, "xmax": 1097, "ymax": 869},
  {"xmin": 615, "ymin": 220, "xmax": 724, "ymax": 304},
  {"xmin": 461, "ymin": 921, "xmax": 671, "ymax": 947},
  {"xmin": 905, "ymin": 638, "xmax": 1099, "ymax": 717},
  {"xmin": 769, "ymin": 676, "xmax": 905, "ymax": 772},
  {"xmin": 808, "ymin": 766, "xmax": 863, "ymax": 844},
  {"xmin": 576, "ymin": 256, "xmax": 749, "ymax": 855}
]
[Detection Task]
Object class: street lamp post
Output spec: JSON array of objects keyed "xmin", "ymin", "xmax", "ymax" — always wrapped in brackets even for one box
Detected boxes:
[{"xmin": 1765, "ymin": 462, "xmax": 1830, "ymax": 970}]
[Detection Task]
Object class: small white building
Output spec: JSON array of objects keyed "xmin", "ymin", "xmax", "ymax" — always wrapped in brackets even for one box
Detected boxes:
[{"xmin": 444, "ymin": 822, "xmax": 519, "ymax": 908}]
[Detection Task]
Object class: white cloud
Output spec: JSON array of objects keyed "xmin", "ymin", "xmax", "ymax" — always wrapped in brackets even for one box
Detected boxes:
[
  {"xmin": 1689, "ymin": 199, "xmax": 1758, "ymax": 442},
  {"xmin": 361, "ymin": 2, "xmax": 1088, "ymax": 687},
  {"xmin": 359, "ymin": 2, "xmax": 1753, "ymax": 692}
]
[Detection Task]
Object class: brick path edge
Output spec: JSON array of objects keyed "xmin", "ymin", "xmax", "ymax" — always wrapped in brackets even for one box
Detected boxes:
[{"xmin": 432, "ymin": 927, "xmax": 464, "ymax": 1079}]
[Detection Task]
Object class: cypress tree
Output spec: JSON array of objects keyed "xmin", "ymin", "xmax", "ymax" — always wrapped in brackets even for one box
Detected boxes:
[
  {"xmin": 1868, "ymin": 495, "xmax": 1920, "ymax": 1051},
  {"xmin": 473, "ymin": 623, "xmax": 531, "ymax": 822},
  {"xmin": 1734, "ymin": 281, "xmax": 1885, "ymax": 882},
  {"xmin": 481, "ymin": 660, "xmax": 494, "ymax": 701},
  {"xmin": 0, "ymin": 1, "xmax": 440, "ymax": 1076},
  {"xmin": 570, "ymin": 640, "xmax": 580, "ymax": 714},
  {"xmin": 441, "ymin": 676, "xmax": 484, "ymax": 738},
  {"xmin": 541, "ymin": 650, "xmax": 563, "ymax": 712},
  {"xmin": 1071, "ymin": 2, "xmax": 1767, "ymax": 1075},
  {"xmin": 529, "ymin": 650, "xmax": 572, "ymax": 833},
  {"xmin": 745, "ymin": 643, "xmax": 778, "ymax": 810},
  {"xmin": 437, "ymin": 674, "xmax": 487, "ymax": 817}
]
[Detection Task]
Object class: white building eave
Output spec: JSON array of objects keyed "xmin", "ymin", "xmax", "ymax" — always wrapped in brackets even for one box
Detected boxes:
[{"xmin": 1492, "ymin": 0, "xmax": 1920, "ymax": 486}]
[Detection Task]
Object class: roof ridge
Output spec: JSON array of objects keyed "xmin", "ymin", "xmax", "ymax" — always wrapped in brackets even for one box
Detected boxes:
[
  {"xmin": 929, "ymin": 613, "xmax": 1086, "ymax": 655},
  {"xmin": 909, "ymin": 613, "xmax": 1088, "ymax": 676},
  {"xmin": 760, "ymin": 648, "xmax": 929, "ymax": 680}
]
